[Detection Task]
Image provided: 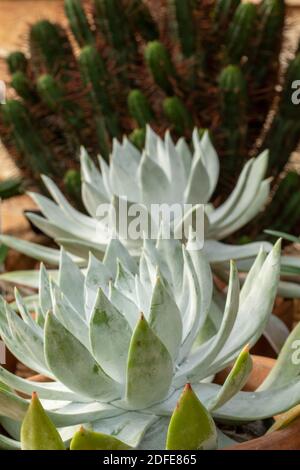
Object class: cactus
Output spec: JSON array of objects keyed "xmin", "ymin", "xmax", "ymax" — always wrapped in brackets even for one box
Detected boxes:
[
  {"xmin": 218, "ymin": 64, "xmax": 247, "ymax": 172},
  {"xmin": 163, "ymin": 96, "xmax": 192, "ymax": 135},
  {"xmin": 1, "ymin": 0, "xmax": 300, "ymax": 237},
  {"xmin": 1, "ymin": 100, "xmax": 54, "ymax": 177},
  {"xmin": 64, "ymin": 0, "xmax": 94, "ymax": 47},
  {"xmin": 144, "ymin": 41, "xmax": 176, "ymax": 95},
  {"xmin": 11, "ymin": 72, "xmax": 36, "ymax": 103},
  {"xmin": 227, "ymin": 3, "xmax": 257, "ymax": 63},
  {"xmin": 63, "ymin": 169, "xmax": 82, "ymax": 204},
  {"xmin": 6, "ymin": 51, "xmax": 27, "ymax": 74},
  {"xmin": 169, "ymin": 0, "xmax": 196, "ymax": 58},
  {"xmin": 127, "ymin": 89, "xmax": 154, "ymax": 128},
  {"xmin": 129, "ymin": 127, "xmax": 146, "ymax": 150}
]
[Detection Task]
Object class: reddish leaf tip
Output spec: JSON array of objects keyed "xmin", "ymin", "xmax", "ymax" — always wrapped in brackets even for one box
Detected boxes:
[{"xmin": 31, "ymin": 391, "xmax": 38, "ymax": 400}]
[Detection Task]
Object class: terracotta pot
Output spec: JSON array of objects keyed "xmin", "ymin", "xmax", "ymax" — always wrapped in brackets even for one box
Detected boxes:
[{"xmin": 226, "ymin": 417, "xmax": 300, "ymax": 450}]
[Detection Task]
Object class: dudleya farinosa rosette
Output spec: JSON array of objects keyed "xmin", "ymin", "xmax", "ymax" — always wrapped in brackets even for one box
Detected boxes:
[
  {"xmin": 1, "ymin": 126, "xmax": 299, "ymax": 301},
  {"xmin": 1, "ymin": 235, "xmax": 300, "ymax": 449}
]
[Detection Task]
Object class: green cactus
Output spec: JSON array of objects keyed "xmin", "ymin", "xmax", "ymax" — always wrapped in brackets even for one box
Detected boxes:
[
  {"xmin": 218, "ymin": 64, "xmax": 247, "ymax": 169},
  {"xmin": 11, "ymin": 72, "xmax": 36, "ymax": 103},
  {"xmin": 64, "ymin": 0, "xmax": 94, "ymax": 47},
  {"xmin": 227, "ymin": 2, "xmax": 257, "ymax": 63},
  {"xmin": 1, "ymin": 100, "xmax": 53, "ymax": 176},
  {"xmin": 163, "ymin": 96, "xmax": 192, "ymax": 135},
  {"xmin": 169, "ymin": 0, "xmax": 196, "ymax": 58},
  {"xmin": 127, "ymin": 89, "xmax": 154, "ymax": 128},
  {"xmin": 129, "ymin": 127, "xmax": 146, "ymax": 150},
  {"xmin": 214, "ymin": 0, "xmax": 241, "ymax": 28},
  {"xmin": 144, "ymin": 41, "xmax": 176, "ymax": 95},
  {"xmin": 79, "ymin": 45, "xmax": 119, "ymax": 134},
  {"xmin": 6, "ymin": 51, "xmax": 27, "ymax": 74},
  {"xmin": 63, "ymin": 169, "xmax": 82, "ymax": 204}
]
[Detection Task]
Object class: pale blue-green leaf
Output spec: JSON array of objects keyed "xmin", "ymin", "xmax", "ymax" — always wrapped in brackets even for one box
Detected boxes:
[
  {"xmin": 103, "ymin": 238, "xmax": 138, "ymax": 277},
  {"xmin": 240, "ymin": 246, "xmax": 267, "ymax": 303},
  {"xmin": 0, "ymin": 434, "xmax": 21, "ymax": 450},
  {"xmin": 55, "ymin": 237, "xmax": 105, "ymax": 261},
  {"xmin": 178, "ymin": 261, "xmax": 239, "ymax": 382},
  {"xmin": 84, "ymin": 253, "xmax": 112, "ymax": 319},
  {"xmin": 259, "ymin": 320, "xmax": 300, "ymax": 391},
  {"xmin": 184, "ymin": 148, "xmax": 210, "ymax": 204},
  {"xmin": 41, "ymin": 174, "xmax": 98, "ymax": 229},
  {"xmin": 149, "ymin": 276, "xmax": 182, "ymax": 361},
  {"xmin": 109, "ymin": 283, "xmax": 140, "ymax": 329},
  {"xmin": 200, "ymin": 130, "xmax": 220, "ymax": 198},
  {"xmin": 0, "ymin": 366, "xmax": 87, "ymax": 401},
  {"xmin": 138, "ymin": 151, "xmax": 173, "ymax": 205},
  {"xmin": 90, "ymin": 289, "xmax": 131, "ymax": 382},
  {"xmin": 92, "ymin": 412, "xmax": 157, "ymax": 448},
  {"xmin": 0, "ymin": 235, "xmax": 62, "ymax": 265},
  {"xmin": 263, "ymin": 314, "xmax": 289, "ymax": 355},
  {"xmin": 44, "ymin": 313, "xmax": 121, "ymax": 401},
  {"xmin": 80, "ymin": 146, "xmax": 109, "ymax": 198},
  {"xmin": 206, "ymin": 240, "xmax": 281, "ymax": 376},
  {"xmin": 82, "ymin": 181, "xmax": 110, "ymax": 217},
  {"xmin": 175, "ymin": 137, "xmax": 192, "ymax": 181},
  {"xmin": 59, "ymin": 249, "xmax": 85, "ymax": 315},
  {"xmin": 115, "ymin": 260, "xmax": 137, "ymax": 303},
  {"xmin": 126, "ymin": 315, "xmax": 173, "ymax": 409}
]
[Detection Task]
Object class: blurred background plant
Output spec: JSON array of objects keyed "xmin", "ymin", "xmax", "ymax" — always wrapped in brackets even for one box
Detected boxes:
[{"xmin": 0, "ymin": 0, "xmax": 300, "ymax": 240}]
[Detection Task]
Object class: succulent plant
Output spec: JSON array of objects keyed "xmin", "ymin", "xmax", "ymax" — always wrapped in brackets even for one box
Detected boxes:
[
  {"xmin": 1, "ymin": 0, "xmax": 300, "ymax": 235},
  {"xmin": 1, "ymin": 236, "xmax": 300, "ymax": 449},
  {"xmin": 1, "ymin": 127, "xmax": 299, "ymax": 305}
]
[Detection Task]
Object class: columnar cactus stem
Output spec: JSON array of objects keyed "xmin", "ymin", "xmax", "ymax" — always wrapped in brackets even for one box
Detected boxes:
[
  {"xmin": 163, "ymin": 96, "xmax": 192, "ymax": 135},
  {"xmin": 79, "ymin": 45, "xmax": 120, "ymax": 144},
  {"xmin": 218, "ymin": 64, "xmax": 247, "ymax": 170},
  {"xmin": 11, "ymin": 72, "xmax": 37, "ymax": 103},
  {"xmin": 214, "ymin": 0, "xmax": 241, "ymax": 28},
  {"xmin": 227, "ymin": 2, "xmax": 257, "ymax": 63},
  {"xmin": 1, "ymin": 100, "xmax": 54, "ymax": 176},
  {"xmin": 29, "ymin": 20, "xmax": 75, "ymax": 81},
  {"xmin": 169, "ymin": 0, "xmax": 196, "ymax": 58},
  {"xmin": 129, "ymin": 128, "xmax": 146, "ymax": 150},
  {"xmin": 144, "ymin": 41, "xmax": 176, "ymax": 95},
  {"xmin": 64, "ymin": 0, "xmax": 94, "ymax": 47},
  {"xmin": 6, "ymin": 51, "xmax": 28, "ymax": 74},
  {"xmin": 127, "ymin": 89, "xmax": 154, "ymax": 128}
]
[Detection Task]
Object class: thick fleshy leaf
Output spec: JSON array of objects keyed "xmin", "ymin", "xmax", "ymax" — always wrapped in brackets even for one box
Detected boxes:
[
  {"xmin": 208, "ymin": 345, "xmax": 253, "ymax": 411},
  {"xmin": 166, "ymin": 384, "xmax": 217, "ymax": 450},
  {"xmin": 21, "ymin": 392, "xmax": 65, "ymax": 450},
  {"xmin": 200, "ymin": 131, "xmax": 220, "ymax": 198},
  {"xmin": 138, "ymin": 151, "xmax": 173, "ymax": 205},
  {"xmin": 258, "ymin": 321, "xmax": 300, "ymax": 391},
  {"xmin": 90, "ymin": 289, "xmax": 131, "ymax": 382},
  {"xmin": 240, "ymin": 247, "xmax": 267, "ymax": 303},
  {"xmin": 0, "ymin": 235, "xmax": 62, "ymax": 265},
  {"xmin": 92, "ymin": 412, "xmax": 157, "ymax": 448},
  {"xmin": 44, "ymin": 313, "xmax": 121, "ymax": 401},
  {"xmin": 103, "ymin": 239, "xmax": 138, "ymax": 278},
  {"xmin": 149, "ymin": 276, "xmax": 182, "ymax": 361},
  {"xmin": 178, "ymin": 261, "xmax": 239, "ymax": 382},
  {"xmin": 266, "ymin": 404, "xmax": 300, "ymax": 434},
  {"xmin": 184, "ymin": 148, "xmax": 210, "ymax": 204},
  {"xmin": 126, "ymin": 315, "xmax": 173, "ymax": 409},
  {"xmin": 70, "ymin": 427, "xmax": 131, "ymax": 450},
  {"xmin": 0, "ymin": 434, "xmax": 21, "ymax": 450},
  {"xmin": 59, "ymin": 249, "xmax": 85, "ymax": 315},
  {"xmin": 84, "ymin": 253, "xmax": 112, "ymax": 319}
]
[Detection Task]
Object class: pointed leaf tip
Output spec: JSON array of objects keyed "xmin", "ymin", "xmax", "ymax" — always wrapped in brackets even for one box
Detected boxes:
[
  {"xmin": 21, "ymin": 392, "xmax": 65, "ymax": 450},
  {"xmin": 166, "ymin": 384, "xmax": 217, "ymax": 450}
]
